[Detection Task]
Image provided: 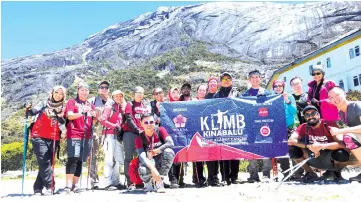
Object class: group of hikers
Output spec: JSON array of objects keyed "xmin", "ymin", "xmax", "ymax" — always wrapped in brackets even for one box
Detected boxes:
[{"xmin": 25, "ymin": 65, "xmax": 361, "ymax": 195}]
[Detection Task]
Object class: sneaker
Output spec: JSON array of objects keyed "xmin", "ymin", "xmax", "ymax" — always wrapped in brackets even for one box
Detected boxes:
[
  {"xmin": 104, "ymin": 185, "xmax": 117, "ymax": 191},
  {"xmin": 300, "ymin": 172, "xmax": 319, "ymax": 183},
  {"xmin": 127, "ymin": 183, "xmax": 136, "ymax": 191},
  {"xmin": 334, "ymin": 171, "xmax": 347, "ymax": 184},
  {"xmin": 144, "ymin": 181, "xmax": 154, "ymax": 192},
  {"xmin": 262, "ymin": 175, "xmax": 271, "ymax": 183},
  {"xmin": 247, "ymin": 173, "xmax": 260, "ymax": 183},
  {"xmin": 34, "ymin": 190, "xmax": 43, "ymax": 196},
  {"xmin": 320, "ymin": 170, "xmax": 335, "ymax": 181},
  {"xmin": 116, "ymin": 184, "xmax": 127, "ymax": 190},
  {"xmin": 63, "ymin": 187, "xmax": 72, "ymax": 195},
  {"xmin": 209, "ymin": 181, "xmax": 224, "ymax": 187},
  {"xmin": 72, "ymin": 186, "xmax": 81, "ymax": 193},
  {"xmin": 169, "ymin": 179, "xmax": 179, "ymax": 189},
  {"xmin": 43, "ymin": 188, "xmax": 53, "ymax": 196},
  {"xmin": 155, "ymin": 180, "xmax": 166, "ymax": 193},
  {"xmin": 349, "ymin": 173, "xmax": 361, "ymax": 182},
  {"xmin": 91, "ymin": 185, "xmax": 99, "ymax": 190},
  {"xmin": 231, "ymin": 179, "xmax": 241, "ymax": 184}
]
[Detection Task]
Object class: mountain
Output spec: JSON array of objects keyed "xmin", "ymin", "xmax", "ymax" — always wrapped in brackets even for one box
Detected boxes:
[{"xmin": 2, "ymin": 1, "xmax": 361, "ymax": 119}]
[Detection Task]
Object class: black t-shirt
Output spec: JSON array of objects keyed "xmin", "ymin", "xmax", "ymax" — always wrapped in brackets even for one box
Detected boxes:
[
  {"xmin": 205, "ymin": 92, "xmax": 215, "ymax": 99},
  {"xmin": 292, "ymin": 94, "xmax": 304, "ymax": 124}
]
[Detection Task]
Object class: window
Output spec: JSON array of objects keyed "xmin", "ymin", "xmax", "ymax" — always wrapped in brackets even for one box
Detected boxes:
[
  {"xmin": 339, "ymin": 80, "xmax": 344, "ymax": 90},
  {"xmin": 326, "ymin": 58, "xmax": 331, "ymax": 68},
  {"xmin": 317, "ymin": 61, "xmax": 321, "ymax": 65},
  {"xmin": 309, "ymin": 65, "xmax": 313, "ymax": 75},
  {"xmin": 283, "ymin": 77, "xmax": 287, "ymax": 82},
  {"xmin": 354, "ymin": 76, "xmax": 359, "ymax": 87},
  {"xmin": 350, "ymin": 48, "xmax": 355, "ymax": 59},
  {"xmin": 355, "ymin": 46, "xmax": 360, "ymax": 57}
]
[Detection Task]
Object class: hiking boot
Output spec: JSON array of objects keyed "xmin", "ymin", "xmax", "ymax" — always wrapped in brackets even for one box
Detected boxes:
[
  {"xmin": 334, "ymin": 171, "xmax": 347, "ymax": 184},
  {"xmin": 34, "ymin": 190, "xmax": 43, "ymax": 196},
  {"xmin": 301, "ymin": 172, "xmax": 319, "ymax": 183},
  {"xmin": 144, "ymin": 181, "xmax": 154, "ymax": 192},
  {"xmin": 349, "ymin": 173, "xmax": 361, "ymax": 183},
  {"xmin": 195, "ymin": 179, "xmax": 207, "ymax": 188},
  {"xmin": 155, "ymin": 180, "xmax": 166, "ymax": 193},
  {"xmin": 116, "ymin": 184, "xmax": 127, "ymax": 190},
  {"xmin": 104, "ymin": 185, "xmax": 117, "ymax": 191}
]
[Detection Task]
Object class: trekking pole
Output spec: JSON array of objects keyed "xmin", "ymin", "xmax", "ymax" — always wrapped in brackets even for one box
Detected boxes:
[
  {"xmin": 275, "ymin": 154, "xmax": 314, "ymax": 190},
  {"xmin": 86, "ymin": 116, "xmax": 95, "ymax": 190},
  {"xmin": 21, "ymin": 110, "xmax": 29, "ymax": 196},
  {"xmin": 79, "ymin": 112, "xmax": 88, "ymax": 191},
  {"xmin": 50, "ymin": 118, "xmax": 57, "ymax": 195}
]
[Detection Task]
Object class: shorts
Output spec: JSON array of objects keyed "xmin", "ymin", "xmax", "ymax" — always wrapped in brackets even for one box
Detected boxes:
[{"xmin": 67, "ymin": 138, "xmax": 92, "ymax": 162}]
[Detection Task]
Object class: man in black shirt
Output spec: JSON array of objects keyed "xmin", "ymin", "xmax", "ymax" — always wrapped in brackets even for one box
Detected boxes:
[{"xmin": 290, "ymin": 76, "xmax": 308, "ymax": 125}]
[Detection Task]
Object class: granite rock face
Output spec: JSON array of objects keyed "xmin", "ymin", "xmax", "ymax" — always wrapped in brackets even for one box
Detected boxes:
[{"xmin": 2, "ymin": 1, "xmax": 361, "ymax": 118}]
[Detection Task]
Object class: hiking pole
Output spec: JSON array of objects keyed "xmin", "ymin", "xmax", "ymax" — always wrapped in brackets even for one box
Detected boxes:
[
  {"xmin": 50, "ymin": 118, "xmax": 57, "ymax": 195},
  {"xmin": 79, "ymin": 112, "xmax": 88, "ymax": 191},
  {"xmin": 275, "ymin": 154, "xmax": 314, "ymax": 190},
  {"xmin": 21, "ymin": 110, "xmax": 30, "ymax": 196},
  {"xmin": 87, "ymin": 115, "xmax": 95, "ymax": 190}
]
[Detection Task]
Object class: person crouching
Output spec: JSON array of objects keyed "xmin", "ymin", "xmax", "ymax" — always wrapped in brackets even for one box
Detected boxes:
[{"xmin": 136, "ymin": 113, "xmax": 175, "ymax": 193}]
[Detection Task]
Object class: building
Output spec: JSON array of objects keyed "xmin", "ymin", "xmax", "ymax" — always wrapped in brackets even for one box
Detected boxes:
[{"xmin": 266, "ymin": 28, "xmax": 361, "ymax": 93}]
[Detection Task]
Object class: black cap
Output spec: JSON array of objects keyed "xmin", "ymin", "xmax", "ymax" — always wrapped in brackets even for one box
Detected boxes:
[
  {"xmin": 220, "ymin": 72, "xmax": 232, "ymax": 80},
  {"xmin": 99, "ymin": 81, "xmax": 110, "ymax": 86},
  {"xmin": 302, "ymin": 105, "xmax": 319, "ymax": 115},
  {"xmin": 248, "ymin": 70, "xmax": 261, "ymax": 78},
  {"xmin": 181, "ymin": 83, "xmax": 191, "ymax": 90}
]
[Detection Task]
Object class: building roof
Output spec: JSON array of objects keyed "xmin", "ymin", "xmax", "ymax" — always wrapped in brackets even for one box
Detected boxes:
[{"xmin": 266, "ymin": 28, "xmax": 361, "ymax": 89}]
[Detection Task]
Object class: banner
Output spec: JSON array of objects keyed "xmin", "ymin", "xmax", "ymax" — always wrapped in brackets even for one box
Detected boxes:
[{"xmin": 160, "ymin": 95, "xmax": 288, "ymax": 162}]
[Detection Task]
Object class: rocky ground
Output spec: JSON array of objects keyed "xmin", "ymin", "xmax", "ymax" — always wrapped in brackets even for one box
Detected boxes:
[{"xmin": 1, "ymin": 169, "xmax": 360, "ymax": 202}]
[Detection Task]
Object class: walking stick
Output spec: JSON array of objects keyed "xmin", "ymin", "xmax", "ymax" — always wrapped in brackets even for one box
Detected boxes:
[
  {"xmin": 79, "ymin": 112, "xmax": 88, "ymax": 191},
  {"xmin": 50, "ymin": 118, "xmax": 57, "ymax": 195},
  {"xmin": 21, "ymin": 111, "xmax": 29, "ymax": 196},
  {"xmin": 275, "ymin": 154, "xmax": 314, "ymax": 190}
]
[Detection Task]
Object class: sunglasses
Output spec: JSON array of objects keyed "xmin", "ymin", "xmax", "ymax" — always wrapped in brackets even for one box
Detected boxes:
[
  {"xmin": 221, "ymin": 78, "xmax": 232, "ymax": 82},
  {"xmin": 304, "ymin": 111, "xmax": 318, "ymax": 119},
  {"xmin": 154, "ymin": 91, "xmax": 163, "ymax": 95},
  {"xmin": 143, "ymin": 121, "xmax": 155, "ymax": 125},
  {"xmin": 273, "ymin": 85, "xmax": 283, "ymax": 88},
  {"xmin": 99, "ymin": 86, "xmax": 109, "ymax": 89},
  {"xmin": 312, "ymin": 72, "xmax": 322, "ymax": 76}
]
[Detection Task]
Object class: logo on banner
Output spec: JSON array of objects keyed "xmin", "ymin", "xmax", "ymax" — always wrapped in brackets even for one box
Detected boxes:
[
  {"xmin": 258, "ymin": 107, "xmax": 269, "ymax": 117},
  {"xmin": 260, "ymin": 125, "xmax": 271, "ymax": 137},
  {"xmin": 173, "ymin": 114, "xmax": 187, "ymax": 128},
  {"xmin": 200, "ymin": 109, "xmax": 246, "ymax": 138}
]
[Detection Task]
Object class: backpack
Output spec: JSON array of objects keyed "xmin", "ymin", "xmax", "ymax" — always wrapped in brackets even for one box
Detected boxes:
[{"xmin": 128, "ymin": 126, "xmax": 163, "ymax": 185}]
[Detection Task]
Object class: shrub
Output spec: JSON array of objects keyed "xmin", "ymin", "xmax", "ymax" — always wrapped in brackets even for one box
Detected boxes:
[{"xmin": 1, "ymin": 141, "xmax": 37, "ymax": 173}]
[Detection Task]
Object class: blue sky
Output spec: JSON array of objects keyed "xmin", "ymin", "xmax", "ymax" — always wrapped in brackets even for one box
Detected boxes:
[{"xmin": 1, "ymin": 1, "xmax": 304, "ymax": 60}]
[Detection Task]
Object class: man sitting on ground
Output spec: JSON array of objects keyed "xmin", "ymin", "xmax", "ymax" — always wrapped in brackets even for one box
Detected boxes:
[
  {"xmin": 136, "ymin": 113, "xmax": 175, "ymax": 193},
  {"xmin": 288, "ymin": 105, "xmax": 359, "ymax": 183}
]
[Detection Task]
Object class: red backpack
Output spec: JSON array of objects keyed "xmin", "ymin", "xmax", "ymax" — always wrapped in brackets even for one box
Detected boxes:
[{"xmin": 129, "ymin": 157, "xmax": 143, "ymax": 185}]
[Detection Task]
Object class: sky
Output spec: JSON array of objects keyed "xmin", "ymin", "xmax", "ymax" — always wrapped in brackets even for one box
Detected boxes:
[{"xmin": 1, "ymin": 1, "xmax": 304, "ymax": 60}]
